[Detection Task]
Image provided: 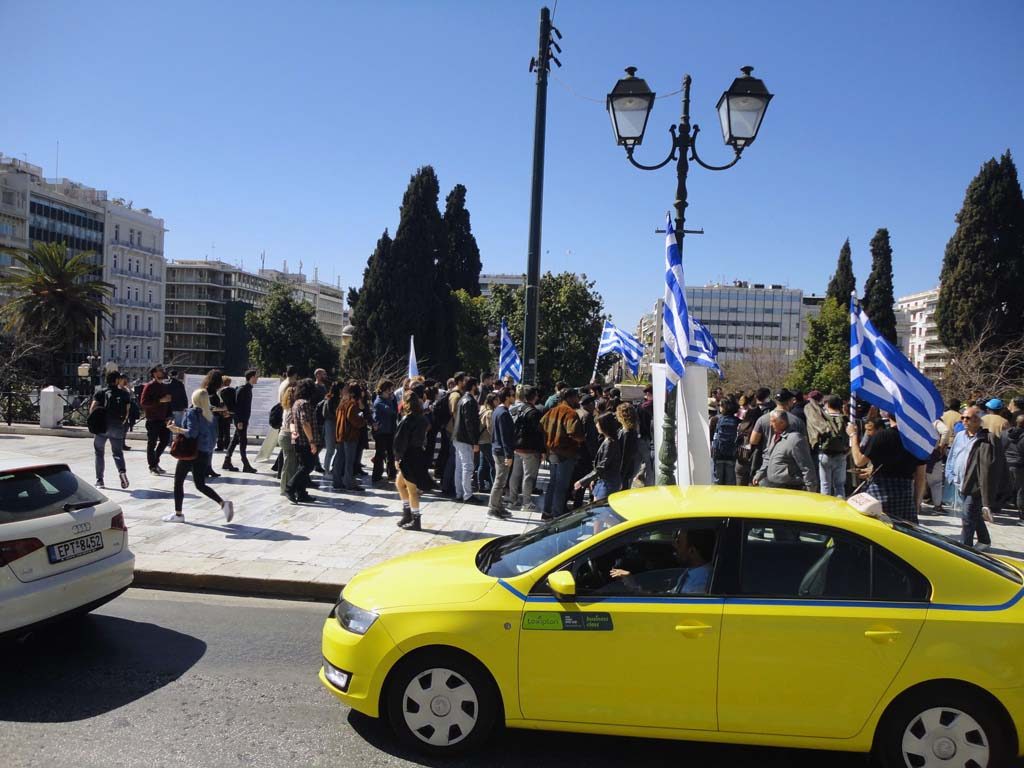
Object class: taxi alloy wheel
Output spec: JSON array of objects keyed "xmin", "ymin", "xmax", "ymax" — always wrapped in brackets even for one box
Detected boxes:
[
  {"xmin": 386, "ymin": 651, "xmax": 499, "ymax": 755},
  {"xmin": 900, "ymin": 707, "xmax": 989, "ymax": 767}
]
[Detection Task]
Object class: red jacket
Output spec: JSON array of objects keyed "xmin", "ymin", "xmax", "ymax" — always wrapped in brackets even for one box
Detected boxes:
[{"xmin": 140, "ymin": 379, "xmax": 169, "ymax": 421}]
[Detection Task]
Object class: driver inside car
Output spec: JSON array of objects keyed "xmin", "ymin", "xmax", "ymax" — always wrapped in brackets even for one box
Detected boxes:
[{"xmin": 609, "ymin": 528, "xmax": 716, "ymax": 595}]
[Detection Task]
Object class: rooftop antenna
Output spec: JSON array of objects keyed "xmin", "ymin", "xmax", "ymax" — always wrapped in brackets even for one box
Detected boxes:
[
  {"xmin": 298, "ymin": 259, "xmax": 304, "ymax": 276},
  {"xmin": 55, "ymin": 139, "xmax": 59, "ymax": 180},
  {"xmin": 314, "ymin": 266, "xmax": 319, "ymax": 282},
  {"xmin": 283, "ymin": 259, "xmax": 288, "ymax": 273},
  {"xmin": 260, "ymin": 250, "xmax": 266, "ymax": 270}
]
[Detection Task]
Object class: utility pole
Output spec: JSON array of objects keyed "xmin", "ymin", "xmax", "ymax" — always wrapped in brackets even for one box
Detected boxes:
[{"xmin": 522, "ymin": 6, "xmax": 561, "ymax": 385}]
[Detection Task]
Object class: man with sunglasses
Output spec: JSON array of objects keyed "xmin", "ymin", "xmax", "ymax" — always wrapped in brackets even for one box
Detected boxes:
[{"xmin": 946, "ymin": 406, "xmax": 1007, "ymax": 550}]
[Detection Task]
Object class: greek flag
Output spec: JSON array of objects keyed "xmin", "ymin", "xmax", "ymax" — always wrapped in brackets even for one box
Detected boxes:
[
  {"xmin": 498, "ymin": 319, "xmax": 523, "ymax": 383},
  {"xmin": 850, "ymin": 297, "xmax": 943, "ymax": 460},
  {"xmin": 597, "ymin": 320, "xmax": 644, "ymax": 376},
  {"xmin": 662, "ymin": 213, "xmax": 689, "ymax": 390},
  {"xmin": 686, "ymin": 317, "xmax": 723, "ymax": 379},
  {"xmin": 407, "ymin": 335, "xmax": 418, "ymax": 378}
]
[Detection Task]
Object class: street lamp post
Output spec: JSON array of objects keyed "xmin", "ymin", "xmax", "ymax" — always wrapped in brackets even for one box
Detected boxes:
[{"xmin": 607, "ymin": 66, "xmax": 772, "ymax": 484}]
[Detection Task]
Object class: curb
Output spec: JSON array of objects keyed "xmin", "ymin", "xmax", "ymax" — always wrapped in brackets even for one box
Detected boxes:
[{"xmin": 133, "ymin": 570, "xmax": 341, "ymax": 602}]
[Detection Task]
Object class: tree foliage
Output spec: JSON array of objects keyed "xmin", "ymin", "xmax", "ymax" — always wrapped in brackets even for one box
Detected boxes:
[
  {"xmin": 786, "ymin": 297, "xmax": 850, "ymax": 396},
  {"xmin": 440, "ymin": 185, "xmax": 482, "ymax": 297},
  {"xmin": 936, "ymin": 151, "xmax": 1024, "ymax": 353},
  {"xmin": 862, "ymin": 228, "xmax": 898, "ymax": 345},
  {"xmin": 826, "ymin": 238, "xmax": 856, "ymax": 305},
  {"xmin": 452, "ymin": 289, "xmax": 492, "ymax": 376},
  {"xmin": 246, "ymin": 282, "xmax": 338, "ymax": 377}
]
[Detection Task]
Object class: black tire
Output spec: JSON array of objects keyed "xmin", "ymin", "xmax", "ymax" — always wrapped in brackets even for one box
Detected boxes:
[
  {"xmin": 384, "ymin": 649, "xmax": 500, "ymax": 756},
  {"xmin": 874, "ymin": 684, "xmax": 1014, "ymax": 768}
]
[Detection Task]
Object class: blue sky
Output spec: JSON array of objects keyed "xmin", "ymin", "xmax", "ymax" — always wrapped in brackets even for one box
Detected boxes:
[{"xmin": 4, "ymin": 0, "xmax": 1022, "ymax": 329}]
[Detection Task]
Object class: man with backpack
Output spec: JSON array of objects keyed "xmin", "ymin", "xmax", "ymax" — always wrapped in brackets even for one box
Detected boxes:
[
  {"xmin": 815, "ymin": 395, "xmax": 850, "ymax": 498},
  {"xmin": 711, "ymin": 398, "xmax": 740, "ymax": 485},
  {"xmin": 89, "ymin": 371, "xmax": 133, "ymax": 490},
  {"xmin": 508, "ymin": 385, "xmax": 544, "ymax": 513}
]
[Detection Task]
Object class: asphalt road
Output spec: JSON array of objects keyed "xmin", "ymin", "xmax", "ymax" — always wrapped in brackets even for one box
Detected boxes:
[{"xmin": 1, "ymin": 589, "xmax": 869, "ymax": 768}]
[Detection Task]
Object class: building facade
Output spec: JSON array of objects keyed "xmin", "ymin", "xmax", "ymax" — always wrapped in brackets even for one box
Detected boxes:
[
  {"xmin": 479, "ymin": 273, "xmax": 526, "ymax": 298},
  {"xmin": 895, "ymin": 287, "xmax": 948, "ymax": 380}
]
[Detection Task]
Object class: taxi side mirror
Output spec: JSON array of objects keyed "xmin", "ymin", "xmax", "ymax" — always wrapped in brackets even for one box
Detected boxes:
[{"xmin": 547, "ymin": 570, "xmax": 576, "ymax": 601}]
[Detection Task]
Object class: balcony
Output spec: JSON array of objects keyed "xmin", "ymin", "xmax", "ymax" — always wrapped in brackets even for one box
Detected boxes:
[
  {"xmin": 113, "ymin": 297, "xmax": 163, "ymax": 310},
  {"xmin": 109, "ymin": 328, "xmax": 163, "ymax": 339},
  {"xmin": 109, "ymin": 265, "xmax": 162, "ymax": 283},
  {"xmin": 110, "ymin": 237, "xmax": 163, "ymax": 257}
]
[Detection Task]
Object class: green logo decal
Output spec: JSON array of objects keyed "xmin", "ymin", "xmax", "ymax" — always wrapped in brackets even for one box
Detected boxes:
[
  {"xmin": 523, "ymin": 612, "xmax": 563, "ymax": 630},
  {"xmin": 522, "ymin": 611, "xmax": 615, "ymax": 631}
]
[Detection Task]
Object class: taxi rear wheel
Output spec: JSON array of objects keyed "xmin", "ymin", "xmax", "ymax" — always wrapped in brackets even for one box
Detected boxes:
[
  {"xmin": 874, "ymin": 684, "xmax": 1014, "ymax": 768},
  {"xmin": 385, "ymin": 649, "xmax": 499, "ymax": 756}
]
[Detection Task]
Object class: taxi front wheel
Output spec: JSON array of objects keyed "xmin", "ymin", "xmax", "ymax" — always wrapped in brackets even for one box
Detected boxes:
[
  {"xmin": 384, "ymin": 649, "xmax": 500, "ymax": 756},
  {"xmin": 874, "ymin": 684, "xmax": 1014, "ymax": 768}
]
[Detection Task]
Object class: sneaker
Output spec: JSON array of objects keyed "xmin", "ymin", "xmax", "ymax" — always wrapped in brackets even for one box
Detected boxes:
[
  {"xmin": 488, "ymin": 508, "xmax": 512, "ymax": 520},
  {"xmin": 95, "ymin": 479, "xmax": 105, "ymax": 489},
  {"xmin": 149, "ymin": 467, "xmax": 161, "ymax": 476},
  {"xmin": 400, "ymin": 513, "xmax": 422, "ymax": 531},
  {"xmin": 397, "ymin": 508, "xmax": 413, "ymax": 528},
  {"xmin": 119, "ymin": 472, "xmax": 130, "ymax": 489},
  {"xmin": 162, "ymin": 513, "xmax": 185, "ymax": 523},
  {"xmin": 975, "ymin": 542, "xmax": 991, "ymax": 552},
  {"xmin": 221, "ymin": 500, "xmax": 234, "ymax": 523}
]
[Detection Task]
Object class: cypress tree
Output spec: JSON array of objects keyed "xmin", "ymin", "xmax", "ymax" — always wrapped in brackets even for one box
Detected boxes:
[
  {"xmin": 345, "ymin": 230, "xmax": 393, "ymax": 372},
  {"xmin": 826, "ymin": 238, "xmax": 856, "ymax": 306},
  {"xmin": 440, "ymin": 184, "xmax": 482, "ymax": 296},
  {"xmin": 862, "ymin": 228, "xmax": 898, "ymax": 345},
  {"xmin": 936, "ymin": 151, "xmax": 1024, "ymax": 351}
]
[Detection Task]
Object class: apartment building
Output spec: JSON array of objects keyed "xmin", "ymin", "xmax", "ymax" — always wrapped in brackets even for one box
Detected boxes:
[
  {"xmin": 479, "ymin": 273, "xmax": 526, "ymax": 298},
  {"xmin": 895, "ymin": 287, "xmax": 948, "ymax": 380}
]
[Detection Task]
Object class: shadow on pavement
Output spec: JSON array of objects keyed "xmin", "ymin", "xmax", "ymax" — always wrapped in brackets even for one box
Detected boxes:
[
  {"xmin": 0, "ymin": 614, "xmax": 205, "ymax": 723},
  {"xmin": 184, "ymin": 521, "xmax": 310, "ymax": 541},
  {"xmin": 345, "ymin": 710, "xmax": 868, "ymax": 768}
]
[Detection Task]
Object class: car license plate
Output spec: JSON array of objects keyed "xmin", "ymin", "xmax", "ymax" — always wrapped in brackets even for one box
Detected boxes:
[{"xmin": 47, "ymin": 533, "xmax": 104, "ymax": 564}]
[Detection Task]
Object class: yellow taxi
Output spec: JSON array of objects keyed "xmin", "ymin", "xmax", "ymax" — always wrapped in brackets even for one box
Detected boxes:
[{"xmin": 320, "ymin": 486, "xmax": 1024, "ymax": 766}]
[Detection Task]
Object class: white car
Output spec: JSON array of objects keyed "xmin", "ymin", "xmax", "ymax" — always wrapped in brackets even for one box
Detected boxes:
[{"xmin": 0, "ymin": 454, "xmax": 135, "ymax": 637}]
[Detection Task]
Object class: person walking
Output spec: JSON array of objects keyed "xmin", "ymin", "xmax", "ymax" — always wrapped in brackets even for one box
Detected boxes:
[
  {"xmin": 540, "ymin": 388, "xmax": 585, "ymax": 519},
  {"xmin": 334, "ymin": 383, "xmax": 367, "ymax": 491},
  {"xmin": 634, "ymin": 386, "xmax": 655, "ymax": 487},
  {"xmin": 163, "ymin": 389, "xmax": 234, "ymax": 524},
  {"xmin": 217, "ymin": 376, "xmax": 236, "ymax": 452},
  {"xmin": 394, "ymin": 390, "xmax": 430, "ymax": 530},
  {"xmin": 487, "ymin": 387, "xmax": 515, "ymax": 520},
  {"xmin": 90, "ymin": 371, "xmax": 132, "ymax": 490},
  {"xmin": 278, "ymin": 385, "xmax": 298, "ymax": 497},
  {"xmin": 477, "ymin": 392, "xmax": 497, "ymax": 494},
  {"xmin": 753, "ymin": 410, "xmax": 819, "ymax": 492},
  {"xmin": 574, "ymin": 412, "xmax": 624, "ymax": 502},
  {"xmin": 224, "ymin": 369, "xmax": 258, "ymax": 473},
  {"xmin": 946, "ymin": 406, "xmax": 1006, "ymax": 549},
  {"xmin": 848, "ymin": 414, "xmax": 926, "ymax": 524},
  {"xmin": 508, "ymin": 385, "xmax": 544, "ymax": 513},
  {"xmin": 452, "ymin": 377, "xmax": 482, "ymax": 504},
  {"xmin": 166, "ymin": 369, "xmax": 189, "ymax": 427},
  {"xmin": 1003, "ymin": 414, "xmax": 1024, "ymax": 520},
  {"xmin": 285, "ymin": 378, "xmax": 318, "ymax": 504},
  {"xmin": 140, "ymin": 365, "xmax": 173, "ymax": 475},
  {"xmin": 371, "ymin": 379, "xmax": 398, "ymax": 484},
  {"xmin": 711, "ymin": 398, "xmax": 740, "ymax": 486}
]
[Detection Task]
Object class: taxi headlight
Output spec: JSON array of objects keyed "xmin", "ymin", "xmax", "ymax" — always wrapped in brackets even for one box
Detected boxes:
[{"xmin": 336, "ymin": 599, "xmax": 378, "ymax": 635}]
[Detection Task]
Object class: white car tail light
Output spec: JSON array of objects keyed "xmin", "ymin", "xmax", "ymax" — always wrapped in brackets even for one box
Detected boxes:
[
  {"xmin": 0, "ymin": 538, "xmax": 45, "ymax": 566},
  {"xmin": 110, "ymin": 513, "xmax": 127, "ymax": 531}
]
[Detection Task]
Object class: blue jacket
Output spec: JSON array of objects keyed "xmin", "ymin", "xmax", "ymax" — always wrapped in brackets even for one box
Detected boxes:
[
  {"xmin": 373, "ymin": 395, "xmax": 398, "ymax": 435},
  {"xmin": 183, "ymin": 407, "xmax": 218, "ymax": 454},
  {"xmin": 491, "ymin": 404, "xmax": 515, "ymax": 456}
]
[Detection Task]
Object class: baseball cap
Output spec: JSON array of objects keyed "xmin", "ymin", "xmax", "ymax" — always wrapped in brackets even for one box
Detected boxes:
[
  {"xmin": 775, "ymin": 388, "xmax": 795, "ymax": 402},
  {"xmin": 987, "ymin": 398, "xmax": 1004, "ymax": 410}
]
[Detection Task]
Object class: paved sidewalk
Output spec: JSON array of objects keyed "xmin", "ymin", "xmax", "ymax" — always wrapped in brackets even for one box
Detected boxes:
[{"xmin": 4, "ymin": 429, "xmax": 1023, "ymax": 599}]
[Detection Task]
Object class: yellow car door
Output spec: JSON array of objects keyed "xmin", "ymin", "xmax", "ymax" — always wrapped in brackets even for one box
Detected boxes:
[
  {"xmin": 717, "ymin": 520, "xmax": 928, "ymax": 739},
  {"xmin": 517, "ymin": 520, "xmax": 725, "ymax": 730}
]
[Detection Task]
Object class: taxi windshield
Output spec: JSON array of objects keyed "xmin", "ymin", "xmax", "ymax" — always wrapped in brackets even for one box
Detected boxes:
[{"xmin": 477, "ymin": 505, "xmax": 624, "ymax": 578}]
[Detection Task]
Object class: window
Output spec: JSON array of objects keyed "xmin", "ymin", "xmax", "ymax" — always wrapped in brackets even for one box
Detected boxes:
[
  {"xmin": 739, "ymin": 522, "xmax": 929, "ymax": 602},
  {"xmin": 112, "ymin": 253, "xmax": 117, "ymax": 269},
  {"xmin": 893, "ymin": 520, "xmax": 1022, "ymax": 585},
  {"xmin": 129, "ymin": 228, "xmax": 134, "ymax": 245},
  {"xmin": 114, "ymin": 224, "xmax": 120, "ymax": 241},
  {"xmin": 112, "ymin": 286, "xmax": 117, "ymax": 299},
  {"xmin": 147, "ymin": 316, "xmax": 153, "ymax": 332},
  {"xmin": 0, "ymin": 465, "xmax": 105, "ymax": 523},
  {"xmin": 147, "ymin": 290, "xmax": 152, "ymax": 304},
  {"xmin": 146, "ymin": 345, "xmax": 151, "ymax": 359},
  {"xmin": 134, "ymin": 315, "xmax": 139, "ymax": 331},
  {"xmin": 149, "ymin": 262, "xmax": 153, "ymax": 277},
  {"xmin": 110, "ymin": 344, "xmax": 116, "ymax": 358}
]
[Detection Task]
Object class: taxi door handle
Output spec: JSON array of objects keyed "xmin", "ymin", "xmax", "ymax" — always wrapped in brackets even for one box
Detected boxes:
[
  {"xmin": 675, "ymin": 622, "xmax": 712, "ymax": 638},
  {"xmin": 864, "ymin": 629, "xmax": 902, "ymax": 644}
]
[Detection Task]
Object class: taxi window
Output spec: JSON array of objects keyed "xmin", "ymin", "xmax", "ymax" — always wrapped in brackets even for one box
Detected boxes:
[
  {"xmin": 0, "ymin": 465, "xmax": 105, "ymax": 523},
  {"xmin": 892, "ymin": 520, "xmax": 1022, "ymax": 585}
]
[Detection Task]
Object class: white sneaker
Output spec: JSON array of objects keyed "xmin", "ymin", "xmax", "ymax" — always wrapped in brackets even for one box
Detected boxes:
[
  {"xmin": 222, "ymin": 500, "xmax": 235, "ymax": 523},
  {"xmin": 162, "ymin": 513, "xmax": 185, "ymax": 523},
  {"xmin": 975, "ymin": 542, "xmax": 990, "ymax": 552}
]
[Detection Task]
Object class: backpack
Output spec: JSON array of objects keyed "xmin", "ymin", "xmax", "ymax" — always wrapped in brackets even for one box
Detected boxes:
[
  {"xmin": 431, "ymin": 391, "xmax": 452, "ymax": 431},
  {"xmin": 711, "ymin": 415, "xmax": 738, "ymax": 460},
  {"xmin": 512, "ymin": 405, "xmax": 538, "ymax": 450},
  {"xmin": 87, "ymin": 393, "xmax": 108, "ymax": 435},
  {"xmin": 269, "ymin": 402, "xmax": 284, "ymax": 430},
  {"xmin": 820, "ymin": 413, "xmax": 848, "ymax": 455}
]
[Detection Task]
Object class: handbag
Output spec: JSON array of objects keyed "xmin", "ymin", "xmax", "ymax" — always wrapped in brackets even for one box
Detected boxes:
[{"xmin": 170, "ymin": 434, "xmax": 198, "ymax": 461}]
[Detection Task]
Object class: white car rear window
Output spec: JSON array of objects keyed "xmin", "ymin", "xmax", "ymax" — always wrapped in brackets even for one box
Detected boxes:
[{"xmin": 0, "ymin": 466, "xmax": 106, "ymax": 523}]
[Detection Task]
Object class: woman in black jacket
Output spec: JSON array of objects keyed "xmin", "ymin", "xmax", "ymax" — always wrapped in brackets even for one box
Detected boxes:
[
  {"xmin": 394, "ymin": 390, "xmax": 430, "ymax": 531},
  {"xmin": 616, "ymin": 403, "xmax": 640, "ymax": 490},
  {"xmin": 574, "ymin": 413, "xmax": 624, "ymax": 501}
]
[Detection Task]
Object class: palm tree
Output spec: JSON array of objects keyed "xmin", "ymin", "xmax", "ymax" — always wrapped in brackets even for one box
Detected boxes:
[{"xmin": 0, "ymin": 241, "xmax": 112, "ymax": 384}]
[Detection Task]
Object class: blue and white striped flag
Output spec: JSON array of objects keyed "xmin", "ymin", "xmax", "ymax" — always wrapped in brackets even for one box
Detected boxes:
[
  {"xmin": 597, "ymin": 320, "xmax": 644, "ymax": 376},
  {"xmin": 407, "ymin": 335, "xmax": 418, "ymax": 379},
  {"xmin": 686, "ymin": 317, "xmax": 723, "ymax": 379},
  {"xmin": 498, "ymin": 319, "xmax": 523, "ymax": 384},
  {"xmin": 662, "ymin": 213, "xmax": 689, "ymax": 390},
  {"xmin": 850, "ymin": 297, "xmax": 943, "ymax": 460}
]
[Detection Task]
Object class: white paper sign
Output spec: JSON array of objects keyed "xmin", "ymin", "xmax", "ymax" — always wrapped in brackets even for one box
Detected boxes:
[{"xmin": 183, "ymin": 374, "xmax": 282, "ymax": 437}]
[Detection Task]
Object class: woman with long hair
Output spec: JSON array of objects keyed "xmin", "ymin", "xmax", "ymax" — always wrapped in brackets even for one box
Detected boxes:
[
  {"xmin": 477, "ymin": 391, "xmax": 498, "ymax": 494},
  {"xmin": 616, "ymin": 402, "xmax": 640, "ymax": 490},
  {"xmin": 164, "ymin": 389, "xmax": 234, "ymax": 523},
  {"xmin": 394, "ymin": 390, "xmax": 430, "ymax": 530},
  {"xmin": 320, "ymin": 381, "xmax": 345, "ymax": 479},
  {"xmin": 286, "ymin": 378, "xmax": 318, "ymax": 504},
  {"xmin": 201, "ymin": 369, "xmax": 226, "ymax": 478},
  {"xmin": 278, "ymin": 385, "xmax": 297, "ymax": 497},
  {"xmin": 333, "ymin": 382, "xmax": 367, "ymax": 491},
  {"xmin": 574, "ymin": 412, "xmax": 624, "ymax": 501}
]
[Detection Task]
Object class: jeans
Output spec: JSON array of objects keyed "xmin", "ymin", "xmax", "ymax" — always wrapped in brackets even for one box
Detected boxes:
[
  {"xmin": 509, "ymin": 452, "xmax": 541, "ymax": 510},
  {"xmin": 593, "ymin": 477, "xmax": 621, "ymax": 501},
  {"xmin": 1009, "ymin": 466, "xmax": 1024, "ymax": 516},
  {"xmin": 287, "ymin": 444, "xmax": 315, "ymax": 496},
  {"xmin": 226, "ymin": 423, "xmax": 251, "ymax": 467},
  {"xmin": 372, "ymin": 432, "xmax": 395, "ymax": 481},
  {"xmin": 960, "ymin": 492, "xmax": 991, "ymax": 547},
  {"xmin": 477, "ymin": 445, "xmax": 495, "ymax": 491},
  {"xmin": 278, "ymin": 431, "xmax": 297, "ymax": 495},
  {"xmin": 146, "ymin": 418, "xmax": 170, "ymax": 469},
  {"xmin": 454, "ymin": 441, "xmax": 476, "ymax": 500},
  {"xmin": 543, "ymin": 455, "xmax": 577, "ymax": 517},
  {"xmin": 636, "ymin": 438, "xmax": 655, "ymax": 486},
  {"xmin": 714, "ymin": 459, "xmax": 736, "ymax": 486},
  {"xmin": 818, "ymin": 452, "xmax": 848, "ymax": 498},
  {"xmin": 174, "ymin": 451, "xmax": 223, "ymax": 512},
  {"xmin": 94, "ymin": 433, "xmax": 126, "ymax": 482},
  {"xmin": 489, "ymin": 450, "xmax": 512, "ymax": 512},
  {"xmin": 926, "ymin": 460, "xmax": 945, "ymax": 509},
  {"xmin": 333, "ymin": 440, "xmax": 359, "ymax": 489},
  {"xmin": 323, "ymin": 425, "xmax": 337, "ymax": 474}
]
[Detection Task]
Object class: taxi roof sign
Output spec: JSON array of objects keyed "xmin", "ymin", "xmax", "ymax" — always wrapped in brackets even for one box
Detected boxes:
[{"xmin": 847, "ymin": 492, "xmax": 892, "ymax": 524}]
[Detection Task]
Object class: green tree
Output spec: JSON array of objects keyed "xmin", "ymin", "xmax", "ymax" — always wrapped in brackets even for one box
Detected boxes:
[
  {"xmin": 861, "ymin": 228, "xmax": 898, "ymax": 345},
  {"xmin": 345, "ymin": 230, "xmax": 393, "ymax": 371},
  {"xmin": 452, "ymin": 289, "xmax": 492, "ymax": 375},
  {"xmin": 483, "ymin": 272, "xmax": 607, "ymax": 388},
  {"xmin": 440, "ymin": 184, "xmax": 482, "ymax": 297},
  {"xmin": 245, "ymin": 282, "xmax": 338, "ymax": 377},
  {"xmin": 0, "ymin": 241, "xmax": 112, "ymax": 384},
  {"xmin": 826, "ymin": 238, "xmax": 856, "ymax": 305},
  {"xmin": 936, "ymin": 151, "xmax": 1024, "ymax": 352},
  {"xmin": 786, "ymin": 297, "xmax": 849, "ymax": 396}
]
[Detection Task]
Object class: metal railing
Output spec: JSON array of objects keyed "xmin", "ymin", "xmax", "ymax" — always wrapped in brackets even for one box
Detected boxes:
[
  {"xmin": 110, "ymin": 238, "xmax": 163, "ymax": 256},
  {"xmin": 113, "ymin": 297, "xmax": 163, "ymax": 310},
  {"xmin": 109, "ymin": 266, "xmax": 163, "ymax": 283},
  {"xmin": 0, "ymin": 391, "xmax": 38, "ymax": 426}
]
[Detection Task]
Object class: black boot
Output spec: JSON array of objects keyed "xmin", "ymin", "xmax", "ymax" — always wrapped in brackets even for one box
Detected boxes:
[
  {"xmin": 397, "ymin": 507, "xmax": 413, "ymax": 528},
  {"xmin": 402, "ymin": 513, "xmax": 421, "ymax": 531}
]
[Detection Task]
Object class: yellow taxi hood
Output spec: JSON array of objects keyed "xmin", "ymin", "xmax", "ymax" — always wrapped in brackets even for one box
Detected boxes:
[{"xmin": 341, "ymin": 538, "xmax": 499, "ymax": 612}]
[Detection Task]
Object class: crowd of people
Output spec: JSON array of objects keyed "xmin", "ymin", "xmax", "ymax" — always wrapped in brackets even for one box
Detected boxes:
[
  {"xmin": 707, "ymin": 386, "xmax": 1024, "ymax": 550},
  {"xmin": 86, "ymin": 361, "xmax": 1023, "ymax": 552}
]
